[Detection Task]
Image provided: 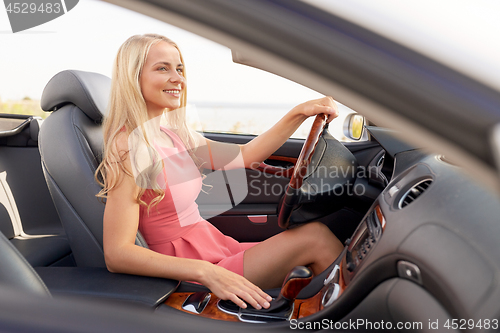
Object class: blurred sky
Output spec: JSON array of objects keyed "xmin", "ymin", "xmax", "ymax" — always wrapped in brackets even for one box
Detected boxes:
[
  {"xmin": 0, "ymin": 0, "xmax": 322, "ymax": 104},
  {"xmin": 3, "ymin": 0, "xmax": 499, "ymax": 108}
]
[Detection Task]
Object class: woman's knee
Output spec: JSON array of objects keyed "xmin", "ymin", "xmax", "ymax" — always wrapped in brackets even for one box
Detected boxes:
[
  {"xmin": 294, "ymin": 222, "xmax": 332, "ymax": 248},
  {"xmin": 299, "ymin": 221, "xmax": 332, "ymax": 238}
]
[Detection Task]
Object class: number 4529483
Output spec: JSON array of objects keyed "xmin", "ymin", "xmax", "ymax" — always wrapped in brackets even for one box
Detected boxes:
[
  {"xmin": 444, "ymin": 319, "xmax": 498, "ymax": 330},
  {"xmin": 6, "ymin": 3, "xmax": 61, "ymax": 14}
]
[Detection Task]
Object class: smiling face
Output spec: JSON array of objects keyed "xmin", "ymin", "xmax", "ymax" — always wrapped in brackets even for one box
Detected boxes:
[{"xmin": 140, "ymin": 41, "xmax": 185, "ymax": 118}]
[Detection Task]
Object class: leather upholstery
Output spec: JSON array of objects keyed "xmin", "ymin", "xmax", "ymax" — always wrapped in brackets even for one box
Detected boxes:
[
  {"xmin": 39, "ymin": 70, "xmax": 148, "ymax": 268},
  {"xmin": 35, "ymin": 267, "xmax": 179, "ymax": 307},
  {"xmin": 10, "ymin": 235, "xmax": 71, "ymax": 267},
  {"xmin": 41, "ymin": 70, "xmax": 110, "ymax": 122},
  {"xmin": 0, "ymin": 231, "xmax": 50, "ymax": 296}
]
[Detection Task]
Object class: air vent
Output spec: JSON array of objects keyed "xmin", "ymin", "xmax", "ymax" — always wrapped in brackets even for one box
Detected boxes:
[{"xmin": 398, "ymin": 179, "xmax": 433, "ymax": 209}]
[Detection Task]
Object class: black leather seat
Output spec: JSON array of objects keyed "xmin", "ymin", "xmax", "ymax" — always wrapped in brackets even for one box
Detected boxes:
[
  {"xmin": 0, "ymin": 225, "xmax": 179, "ymax": 308},
  {"xmin": 0, "ymin": 231, "xmax": 50, "ymax": 296},
  {"xmin": 39, "ymin": 70, "xmax": 148, "ymax": 268}
]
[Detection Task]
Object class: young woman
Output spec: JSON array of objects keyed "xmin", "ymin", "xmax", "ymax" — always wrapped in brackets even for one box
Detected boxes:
[{"xmin": 97, "ymin": 34, "xmax": 344, "ymax": 311}]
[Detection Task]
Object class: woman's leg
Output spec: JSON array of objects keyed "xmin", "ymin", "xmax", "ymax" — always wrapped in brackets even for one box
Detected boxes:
[{"xmin": 243, "ymin": 222, "xmax": 344, "ymax": 289}]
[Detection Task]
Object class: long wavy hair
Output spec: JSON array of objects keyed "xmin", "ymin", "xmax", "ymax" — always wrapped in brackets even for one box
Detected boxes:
[{"xmin": 95, "ymin": 34, "xmax": 198, "ymax": 211}]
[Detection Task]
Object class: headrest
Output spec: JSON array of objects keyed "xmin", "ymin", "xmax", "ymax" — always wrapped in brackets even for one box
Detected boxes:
[{"xmin": 41, "ymin": 70, "xmax": 111, "ymax": 122}]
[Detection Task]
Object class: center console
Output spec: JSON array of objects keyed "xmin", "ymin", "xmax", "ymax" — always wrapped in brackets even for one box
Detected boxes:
[
  {"xmin": 35, "ymin": 267, "xmax": 179, "ymax": 308},
  {"xmin": 342, "ymin": 205, "xmax": 385, "ymax": 285},
  {"xmin": 162, "ymin": 204, "xmax": 386, "ymax": 323},
  {"xmin": 33, "ymin": 202, "xmax": 386, "ymax": 324}
]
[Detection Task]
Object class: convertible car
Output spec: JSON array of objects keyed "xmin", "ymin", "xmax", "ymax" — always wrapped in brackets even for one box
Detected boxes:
[{"xmin": 1, "ymin": 0, "xmax": 500, "ymax": 332}]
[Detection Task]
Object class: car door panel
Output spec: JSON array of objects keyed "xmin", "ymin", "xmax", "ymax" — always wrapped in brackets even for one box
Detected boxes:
[{"xmin": 199, "ymin": 132, "xmax": 384, "ymax": 242}]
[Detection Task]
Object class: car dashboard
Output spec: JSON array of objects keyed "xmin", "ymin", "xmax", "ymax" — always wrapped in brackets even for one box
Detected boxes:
[
  {"xmin": 326, "ymin": 130, "xmax": 500, "ymax": 329},
  {"xmin": 158, "ymin": 127, "xmax": 500, "ymax": 330}
]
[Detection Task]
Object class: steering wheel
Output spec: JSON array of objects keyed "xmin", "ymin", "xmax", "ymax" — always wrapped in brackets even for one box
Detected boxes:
[{"xmin": 278, "ymin": 114, "xmax": 328, "ymax": 229}]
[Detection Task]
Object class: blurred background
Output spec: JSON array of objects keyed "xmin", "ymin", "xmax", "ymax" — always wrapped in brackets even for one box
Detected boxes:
[{"xmin": 0, "ymin": 0, "xmax": 356, "ymax": 139}]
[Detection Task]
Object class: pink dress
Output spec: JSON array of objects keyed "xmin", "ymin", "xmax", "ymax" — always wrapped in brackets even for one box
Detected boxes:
[{"xmin": 138, "ymin": 126, "xmax": 257, "ymax": 276}]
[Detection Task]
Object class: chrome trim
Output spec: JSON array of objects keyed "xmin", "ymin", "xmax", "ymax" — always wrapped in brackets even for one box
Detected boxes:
[
  {"xmin": 376, "ymin": 153, "xmax": 385, "ymax": 167},
  {"xmin": 397, "ymin": 178, "xmax": 433, "ymax": 209},
  {"xmin": 492, "ymin": 124, "xmax": 500, "ymax": 176},
  {"xmin": 321, "ymin": 283, "xmax": 340, "ymax": 307},
  {"xmin": 181, "ymin": 293, "xmax": 211, "ymax": 314},
  {"xmin": 397, "ymin": 261, "xmax": 423, "ymax": 285},
  {"xmin": 0, "ymin": 117, "xmax": 31, "ymax": 138},
  {"xmin": 342, "ymin": 113, "xmax": 355, "ymax": 140},
  {"xmin": 216, "ymin": 299, "xmax": 239, "ymax": 316},
  {"xmin": 236, "ymin": 315, "xmax": 267, "ymax": 324},
  {"xmin": 435, "ymin": 154, "xmax": 458, "ymax": 167},
  {"xmin": 388, "ymin": 185, "xmax": 399, "ymax": 197},
  {"xmin": 324, "ymin": 264, "xmax": 339, "ymax": 285}
]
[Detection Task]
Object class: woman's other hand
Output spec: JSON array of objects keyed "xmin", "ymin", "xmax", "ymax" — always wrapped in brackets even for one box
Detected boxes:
[
  {"xmin": 292, "ymin": 96, "xmax": 339, "ymax": 123},
  {"xmin": 199, "ymin": 262, "xmax": 272, "ymax": 310}
]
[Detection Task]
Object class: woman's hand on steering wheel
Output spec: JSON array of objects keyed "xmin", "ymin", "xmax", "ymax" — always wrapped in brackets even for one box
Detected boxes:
[
  {"xmin": 278, "ymin": 96, "xmax": 340, "ymax": 229},
  {"xmin": 292, "ymin": 96, "xmax": 339, "ymax": 123},
  {"xmin": 199, "ymin": 262, "xmax": 272, "ymax": 310}
]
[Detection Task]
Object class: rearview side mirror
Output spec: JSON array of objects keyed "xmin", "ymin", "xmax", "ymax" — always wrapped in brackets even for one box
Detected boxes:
[{"xmin": 343, "ymin": 113, "xmax": 365, "ymax": 141}]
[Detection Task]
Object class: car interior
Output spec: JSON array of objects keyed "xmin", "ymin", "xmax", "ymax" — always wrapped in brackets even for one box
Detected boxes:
[
  {"xmin": 2, "ymin": 0, "xmax": 500, "ymax": 331},
  {"xmin": 1, "ymin": 65, "xmax": 499, "ymax": 332}
]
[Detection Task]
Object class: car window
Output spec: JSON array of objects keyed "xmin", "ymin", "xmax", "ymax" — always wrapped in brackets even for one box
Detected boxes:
[
  {"xmin": 185, "ymin": 77, "xmax": 361, "ymax": 141},
  {"xmin": 0, "ymin": 0, "xmax": 362, "ymax": 141},
  {"xmin": 0, "ymin": 97, "xmax": 47, "ymax": 119}
]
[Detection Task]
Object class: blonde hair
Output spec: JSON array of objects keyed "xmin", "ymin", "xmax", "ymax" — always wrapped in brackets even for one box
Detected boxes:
[{"xmin": 96, "ymin": 33, "xmax": 198, "ymax": 211}]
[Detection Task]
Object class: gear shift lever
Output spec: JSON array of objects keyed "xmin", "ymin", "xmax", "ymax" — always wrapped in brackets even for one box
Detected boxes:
[
  {"xmin": 236, "ymin": 266, "xmax": 313, "ymax": 323},
  {"xmin": 279, "ymin": 266, "xmax": 313, "ymax": 302}
]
